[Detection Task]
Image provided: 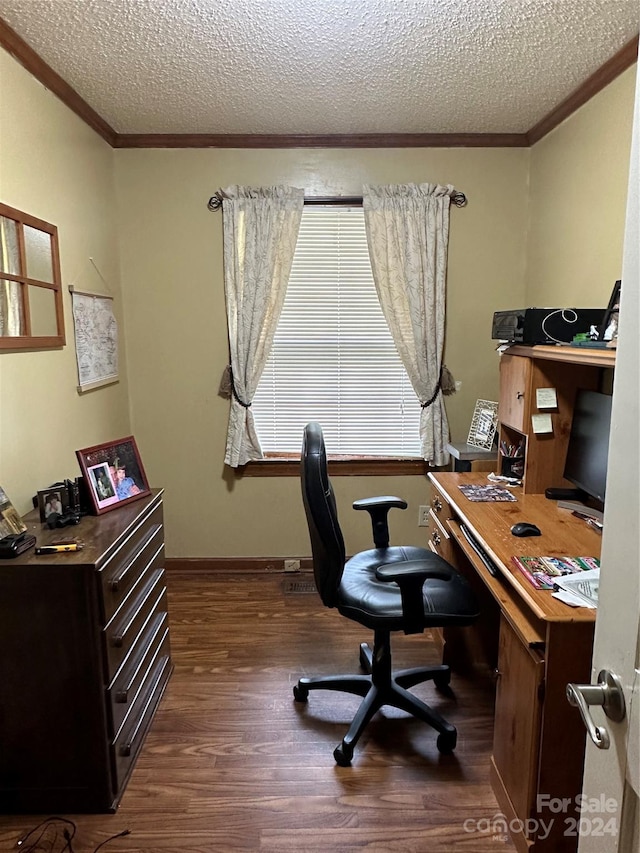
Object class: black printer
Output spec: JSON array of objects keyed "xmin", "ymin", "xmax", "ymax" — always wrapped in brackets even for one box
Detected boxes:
[{"xmin": 492, "ymin": 308, "xmax": 605, "ymax": 345}]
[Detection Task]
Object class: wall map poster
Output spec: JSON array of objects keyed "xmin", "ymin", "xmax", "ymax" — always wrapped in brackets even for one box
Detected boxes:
[{"xmin": 71, "ymin": 289, "xmax": 118, "ymax": 392}]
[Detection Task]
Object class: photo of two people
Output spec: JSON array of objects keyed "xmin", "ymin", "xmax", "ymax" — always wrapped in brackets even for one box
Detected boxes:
[{"xmin": 76, "ymin": 437, "xmax": 150, "ymax": 515}]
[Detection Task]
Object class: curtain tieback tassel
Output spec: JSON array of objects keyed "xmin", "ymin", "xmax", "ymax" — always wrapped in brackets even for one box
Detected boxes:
[
  {"xmin": 218, "ymin": 364, "xmax": 251, "ymax": 408},
  {"xmin": 421, "ymin": 364, "xmax": 456, "ymax": 409}
]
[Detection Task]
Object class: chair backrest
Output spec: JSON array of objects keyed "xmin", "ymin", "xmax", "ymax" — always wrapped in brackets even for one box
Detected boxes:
[{"xmin": 301, "ymin": 423, "xmax": 346, "ymax": 607}]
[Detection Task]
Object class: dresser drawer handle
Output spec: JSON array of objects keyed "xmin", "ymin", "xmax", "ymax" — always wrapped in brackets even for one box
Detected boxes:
[
  {"xmin": 432, "ymin": 531, "xmax": 441, "ymax": 546},
  {"xmin": 116, "ymin": 619, "xmax": 168, "ymax": 703},
  {"xmin": 111, "ymin": 572, "xmax": 165, "ymax": 647},
  {"xmin": 119, "ymin": 659, "xmax": 169, "ymax": 756},
  {"xmin": 431, "ymin": 497, "xmax": 442, "ymax": 513},
  {"xmin": 110, "ymin": 525, "xmax": 162, "ymax": 591}
]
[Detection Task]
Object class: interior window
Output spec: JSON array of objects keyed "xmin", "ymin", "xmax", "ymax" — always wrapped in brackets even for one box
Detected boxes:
[{"xmin": 0, "ymin": 203, "xmax": 65, "ymax": 349}]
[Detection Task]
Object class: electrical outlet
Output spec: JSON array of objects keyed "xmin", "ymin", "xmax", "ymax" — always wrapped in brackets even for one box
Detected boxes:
[
  {"xmin": 284, "ymin": 559, "xmax": 301, "ymax": 573},
  {"xmin": 418, "ymin": 505, "xmax": 430, "ymax": 527}
]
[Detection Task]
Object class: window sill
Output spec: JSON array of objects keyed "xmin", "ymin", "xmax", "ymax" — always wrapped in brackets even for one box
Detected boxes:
[{"xmin": 238, "ymin": 456, "xmax": 430, "ymax": 477}]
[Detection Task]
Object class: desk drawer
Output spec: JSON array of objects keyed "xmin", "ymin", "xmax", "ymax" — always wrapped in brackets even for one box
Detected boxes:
[
  {"xmin": 99, "ymin": 503, "xmax": 164, "ymax": 623},
  {"xmin": 104, "ymin": 568, "xmax": 167, "ymax": 682},
  {"xmin": 428, "ymin": 485, "xmax": 454, "ymax": 521},
  {"xmin": 111, "ymin": 651, "xmax": 171, "ymax": 791},
  {"xmin": 107, "ymin": 611, "xmax": 170, "ymax": 737},
  {"xmin": 428, "ymin": 508, "xmax": 451, "ymax": 560}
]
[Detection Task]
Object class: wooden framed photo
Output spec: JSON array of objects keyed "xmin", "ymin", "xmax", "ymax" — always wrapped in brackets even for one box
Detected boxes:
[
  {"xmin": 598, "ymin": 279, "xmax": 621, "ymax": 346},
  {"xmin": 467, "ymin": 400, "xmax": 499, "ymax": 450},
  {"xmin": 76, "ymin": 436, "xmax": 150, "ymax": 515}
]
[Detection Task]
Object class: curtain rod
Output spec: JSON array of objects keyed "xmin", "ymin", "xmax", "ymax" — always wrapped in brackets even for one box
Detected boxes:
[{"xmin": 207, "ymin": 190, "xmax": 467, "ymax": 211}]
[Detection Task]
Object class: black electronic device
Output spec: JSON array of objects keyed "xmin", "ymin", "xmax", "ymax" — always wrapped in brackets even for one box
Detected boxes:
[
  {"xmin": 545, "ymin": 487, "xmax": 584, "ymax": 501},
  {"xmin": 46, "ymin": 510, "xmax": 82, "ymax": 529},
  {"xmin": 492, "ymin": 308, "xmax": 605, "ymax": 345},
  {"xmin": 0, "ymin": 531, "xmax": 36, "ymax": 558},
  {"xmin": 511, "ymin": 522, "xmax": 542, "ymax": 538},
  {"xmin": 563, "ymin": 389, "xmax": 612, "ymax": 504},
  {"xmin": 459, "ymin": 523, "xmax": 500, "ymax": 577}
]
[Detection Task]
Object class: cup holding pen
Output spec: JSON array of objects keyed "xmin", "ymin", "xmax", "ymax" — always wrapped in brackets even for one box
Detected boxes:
[{"xmin": 501, "ymin": 453, "xmax": 525, "ymax": 479}]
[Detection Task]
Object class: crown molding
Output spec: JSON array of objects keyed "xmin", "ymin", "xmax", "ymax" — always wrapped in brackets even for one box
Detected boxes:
[
  {"xmin": 1, "ymin": 16, "xmax": 637, "ymax": 150},
  {"xmin": 0, "ymin": 17, "xmax": 117, "ymax": 146},
  {"xmin": 113, "ymin": 132, "xmax": 529, "ymax": 148},
  {"xmin": 527, "ymin": 35, "xmax": 639, "ymax": 145}
]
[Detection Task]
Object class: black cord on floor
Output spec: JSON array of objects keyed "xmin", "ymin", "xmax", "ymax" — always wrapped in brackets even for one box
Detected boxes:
[
  {"xmin": 16, "ymin": 818, "xmax": 130, "ymax": 853},
  {"xmin": 93, "ymin": 830, "xmax": 131, "ymax": 853}
]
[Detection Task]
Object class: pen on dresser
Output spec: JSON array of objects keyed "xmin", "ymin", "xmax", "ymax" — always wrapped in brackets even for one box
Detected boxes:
[{"xmin": 35, "ymin": 544, "xmax": 84, "ymax": 554}]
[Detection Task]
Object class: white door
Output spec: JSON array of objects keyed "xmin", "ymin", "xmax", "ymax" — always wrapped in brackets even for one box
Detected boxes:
[{"xmin": 577, "ymin": 56, "xmax": 640, "ymax": 853}]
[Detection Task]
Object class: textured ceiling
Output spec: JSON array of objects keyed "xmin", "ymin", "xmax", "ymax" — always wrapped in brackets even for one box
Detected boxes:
[{"xmin": 0, "ymin": 0, "xmax": 638, "ymax": 136}]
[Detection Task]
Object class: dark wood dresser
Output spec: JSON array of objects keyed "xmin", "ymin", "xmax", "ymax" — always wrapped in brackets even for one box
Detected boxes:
[{"xmin": 0, "ymin": 489, "xmax": 172, "ymax": 813}]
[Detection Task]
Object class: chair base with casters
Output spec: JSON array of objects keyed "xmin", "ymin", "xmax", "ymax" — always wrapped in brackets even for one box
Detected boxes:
[
  {"xmin": 295, "ymin": 423, "xmax": 480, "ymax": 766},
  {"xmin": 294, "ymin": 633, "xmax": 457, "ymax": 766}
]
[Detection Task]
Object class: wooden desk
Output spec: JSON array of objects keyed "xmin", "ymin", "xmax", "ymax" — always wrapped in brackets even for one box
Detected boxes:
[{"xmin": 427, "ymin": 472, "xmax": 600, "ymax": 853}]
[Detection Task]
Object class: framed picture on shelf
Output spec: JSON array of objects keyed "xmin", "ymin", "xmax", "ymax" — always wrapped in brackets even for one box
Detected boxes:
[
  {"xmin": 598, "ymin": 279, "xmax": 621, "ymax": 346},
  {"xmin": 467, "ymin": 400, "xmax": 499, "ymax": 450},
  {"xmin": 76, "ymin": 436, "xmax": 151, "ymax": 515}
]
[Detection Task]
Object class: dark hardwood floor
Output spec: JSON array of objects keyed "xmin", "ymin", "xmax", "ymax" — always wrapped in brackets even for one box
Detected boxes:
[{"xmin": 0, "ymin": 572, "xmax": 514, "ymax": 852}]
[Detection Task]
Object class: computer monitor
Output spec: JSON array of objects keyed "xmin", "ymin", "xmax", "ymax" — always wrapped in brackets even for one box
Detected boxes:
[{"xmin": 563, "ymin": 389, "xmax": 613, "ymax": 504}]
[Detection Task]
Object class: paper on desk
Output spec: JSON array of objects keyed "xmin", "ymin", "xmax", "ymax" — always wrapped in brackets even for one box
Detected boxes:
[{"xmin": 552, "ymin": 568, "xmax": 600, "ymax": 608}]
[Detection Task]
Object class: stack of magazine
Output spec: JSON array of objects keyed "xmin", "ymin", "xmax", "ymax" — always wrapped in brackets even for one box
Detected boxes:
[{"xmin": 512, "ymin": 554, "xmax": 600, "ymax": 592}]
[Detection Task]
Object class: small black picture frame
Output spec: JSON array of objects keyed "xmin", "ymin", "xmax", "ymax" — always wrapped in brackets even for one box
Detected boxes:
[
  {"xmin": 598, "ymin": 280, "xmax": 621, "ymax": 343},
  {"xmin": 37, "ymin": 487, "xmax": 70, "ymax": 523}
]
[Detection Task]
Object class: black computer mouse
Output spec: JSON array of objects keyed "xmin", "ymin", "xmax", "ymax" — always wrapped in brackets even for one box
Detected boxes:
[{"xmin": 511, "ymin": 522, "xmax": 542, "ymax": 537}]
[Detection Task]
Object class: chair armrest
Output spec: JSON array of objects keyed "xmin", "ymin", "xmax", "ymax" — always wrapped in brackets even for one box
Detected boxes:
[
  {"xmin": 353, "ymin": 496, "xmax": 408, "ymax": 548},
  {"xmin": 376, "ymin": 558, "xmax": 452, "ymax": 635},
  {"xmin": 353, "ymin": 496, "xmax": 408, "ymax": 512}
]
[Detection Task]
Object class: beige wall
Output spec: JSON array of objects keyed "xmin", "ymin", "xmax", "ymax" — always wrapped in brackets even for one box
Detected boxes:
[
  {"xmin": 114, "ymin": 148, "xmax": 528, "ymax": 557},
  {"xmin": 526, "ymin": 66, "xmax": 636, "ymax": 306},
  {"xmin": 0, "ymin": 50, "xmax": 131, "ymax": 515},
  {"xmin": 1, "ymin": 43, "xmax": 635, "ymax": 560}
]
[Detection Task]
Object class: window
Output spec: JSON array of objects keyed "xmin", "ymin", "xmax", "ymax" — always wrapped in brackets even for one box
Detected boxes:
[
  {"xmin": 252, "ymin": 206, "xmax": 421, "ymax": 458},
  {"xmin": 0, "ymin": 203, "xmax": 65, "ymax": 349}
]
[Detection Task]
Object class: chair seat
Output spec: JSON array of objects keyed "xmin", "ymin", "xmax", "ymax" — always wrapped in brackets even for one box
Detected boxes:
[{"xmin": 336, "ymin": 546, "xmax": 479, "ymax": 632}]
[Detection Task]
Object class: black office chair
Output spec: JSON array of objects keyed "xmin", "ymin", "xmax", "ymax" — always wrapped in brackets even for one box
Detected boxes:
[{"xmin": 293, "ymin": 423, "xmax": 479, "ymax": 765}]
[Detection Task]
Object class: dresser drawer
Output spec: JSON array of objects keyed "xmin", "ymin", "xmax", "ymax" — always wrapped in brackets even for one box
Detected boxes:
[
  {"xmin": 107, "ymin": 611, "xmax": 170, "ymax": 738},
  {"xmin": 99, "ymin": 504, "xmax": 164, "ymax": 623},
  {"xmin": 111, "ymin": 651, "xmax": 172, "ymax": 791},
  {"xmin": 104, "ymin": 568, "xmax": 167, "ymax": 682}
]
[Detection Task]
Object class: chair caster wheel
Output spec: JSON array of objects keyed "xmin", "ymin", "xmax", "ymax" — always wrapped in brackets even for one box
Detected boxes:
[
  {"xmin": 434, "ymin": 671, "xmax": 451, "ymax": 691},
  {"xmin": 436, "ymin": 730, "xmax": 457, "ymax": 754},
  {"xmin": 359, "ymin": 643, "xmax": 372, "ymax": 672},
  {"xmin": 333, "ymin": 743, "xmax": 353, "ymax": 766},
  {"xmin": 293, "ymin": 684, "xmax": 308, "ymax": 702}
]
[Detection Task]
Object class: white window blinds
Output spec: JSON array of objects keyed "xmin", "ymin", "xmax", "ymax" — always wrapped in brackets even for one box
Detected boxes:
[{"xmin": 252, "ymin": 206, "xmax": 422, "ymax": 456}]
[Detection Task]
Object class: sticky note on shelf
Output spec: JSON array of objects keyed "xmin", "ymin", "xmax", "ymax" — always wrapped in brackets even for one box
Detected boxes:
[
  {"xmin": 531, "ymin": 413, "xmax": 553, "ymax": 434},
  {"xmin": 536, "ymin": 387, "xmax": 558, "ymax": 409}
]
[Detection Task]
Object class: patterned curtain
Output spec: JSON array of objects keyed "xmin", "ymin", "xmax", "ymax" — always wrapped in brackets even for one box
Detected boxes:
[
  {"xmin": 362, "ymin": 183, "xmax": 457, "ymax": 465},
  {"xmin": 220, "ymin": 185, "xmax": 304, "ymax": 467}
]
